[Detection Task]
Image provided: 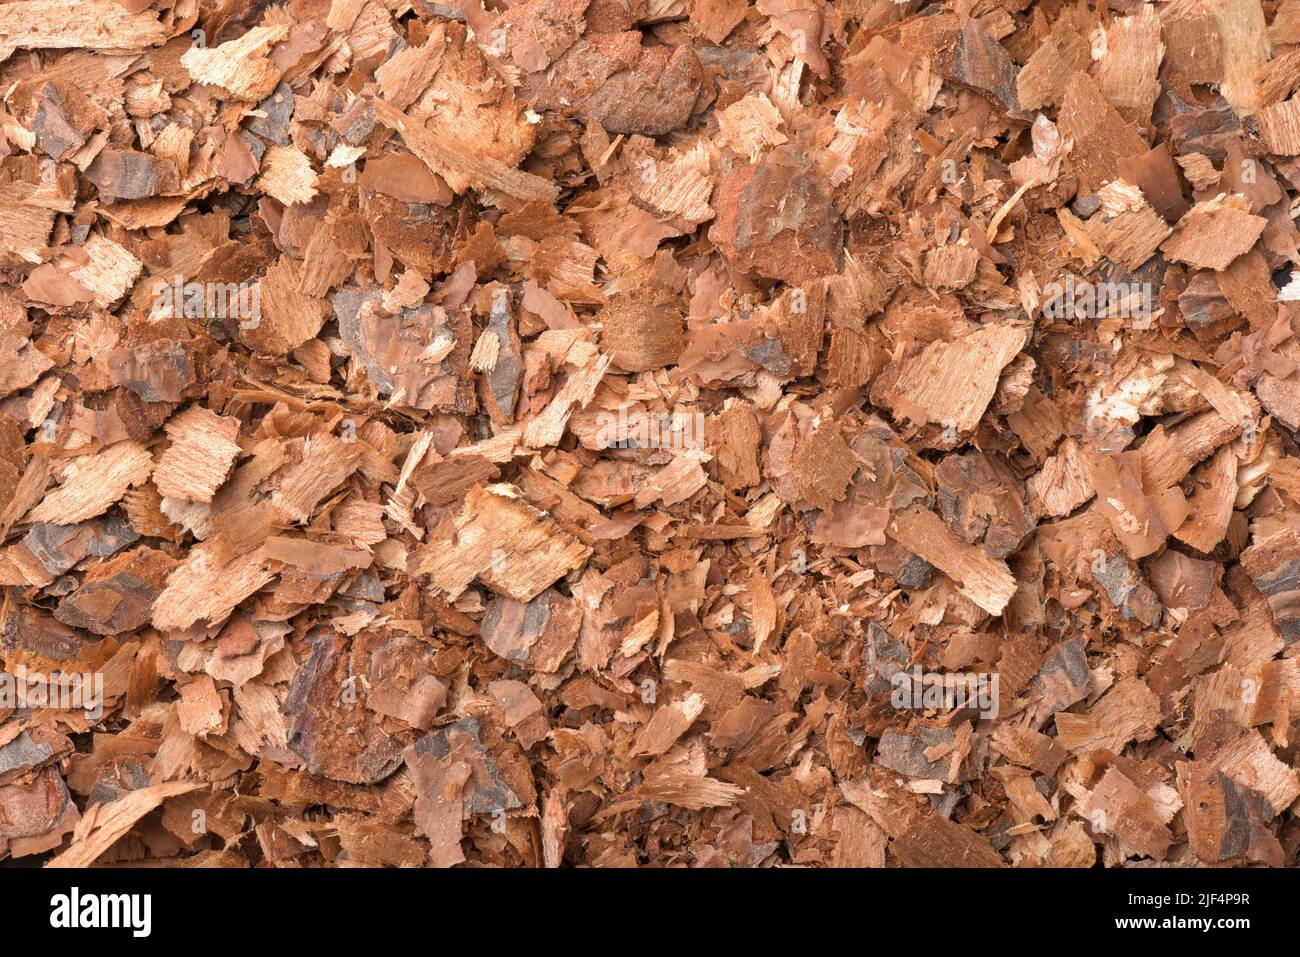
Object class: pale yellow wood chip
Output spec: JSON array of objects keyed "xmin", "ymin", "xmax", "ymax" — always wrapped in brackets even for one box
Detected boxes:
[
  {"xmin": 523, "ymin": 353, "xmax": 612, "ymax": 448},
  {"xmin": 1203, "ymin": 0, "xmax": 1270, "ymax": 116},
  {"xmin": 1161, "ymin": 195, "xmax": 1267, "ymax": 270},
  {"xmin": 1256, "ymin": 95, "xmax": 1300, "ymax": 155},
  {"xmin": 0, "ymin": 0, "xmax": 167, "ymax": 56},
  {"xmin": 270, "ymin": 432, "xmax": 364, "ymax": 523},
  {"xmin": 876, "ymin": 323, "xmax": 1028, "ymax": 434}
]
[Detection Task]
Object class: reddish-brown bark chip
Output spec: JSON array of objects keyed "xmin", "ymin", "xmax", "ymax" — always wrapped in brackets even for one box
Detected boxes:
[
  {"xmin": 1055, "ymin": 678, "xmax": 1162, "ymax": 754},
  {"xmin": 481, "ymin": 589, "xmax": 581, "ymax": 673},
  {"xmin": 1161, "ymin": 195, "xmax": 1270, "ymax": 270},
  {"xmin": 54, "ymin": 545, "xmax": 174, "ymax": 636},
  {"xmin": 532, "ymin": 33, "xmax": 703, "ymax": 137},
  {"xmin": 601, "ymin": 296, "xmax": 685, "ymax": 373},
  {"xmin": 792, "ymin": 424, "xmax": 858, "ymax": 512},
  {"xmin": 1078, "ymin": 767, "xmax": 1173, "ymax": 861},
  {"xmin": 488, "ymin": 680, "xmax": 550, "ymax": 750},
  {"xmin": 1162, "ymin": 0, "xmax": 1223, "ymax": 85},
  {"xmin": 285, "ymin": 633, "xmax": 404, "ymax": 786},
  {"xmin": 709, "ymin": 147, "xmax": 843, "ymax": 285},
  {"xmin": 1240, "ymin": 529, "xmax": 1300, "ymax": 644},
  {"xmin": 872, "ymin": 324, "xmax": 1027, "ymax": 436},
  {"xmin": 1177, "ymin": 761, "xmax": 1283, "ymax": 866},
  {"xmin": 1257, "ymin": 96, "xmax": 1300, "ymax": 154},
  {"xmin": 1059, "ymin": 72, "xmax": 1150, "ymax": 194},
  {"xmin": 405, "ymin": 744, "xmax": 469, "ymax": 869}
]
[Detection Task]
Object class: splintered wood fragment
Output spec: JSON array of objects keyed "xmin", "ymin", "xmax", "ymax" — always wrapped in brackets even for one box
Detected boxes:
[
  {"xmin": 413, "ymin": 484, "xmax": 590, "ymax": 601},
  {"xmin": 1203, "ymin": 0, "xmax": 1269, "ymax": 116},
  {"xmin": 1059, "ymin": 72, "xmax": 1149, "ymax": 194},
  {"xmin": 1139, "ymin": 409, "xmax": 1244, "ymax": 491},
  {"xmin": 1240, "ymin": 530, "xmax": 1300, "ymax": 643},
  {"xmin": 541, "ymin": 789, "xmax": 567, "ymax": 868},
  {"xmin": 1173, "ymin": 445, "xmax": 1237, "ymax": 553},
  {"xmin": 1161, "ymin": 195, "xmax": 1268, "ymax": 270},
  {"xmin": 1254, "ymin": 50, "xmax": 1300, "ymax": 108},
  {"xmin": 257, "ymin": 146, "xmax": 318, "ymax": 207},
  {"xmin": 1055, "ymin": 678, "xmax": 1162, "ymax": 754},
  {"xmin": 374, "ymin": 32, "xmax": 445, "ymax": 110},
  {"xmin": 151, "ymin": 547, "xmax": 275, "ymax": 632},
  {"xmin": 625, "ymin": 772, "xmax": 745, "ymax": 812},
  {"xmin": 245, "ymin": 257, "xmax": 329, "ymax": 354},
  {"xmin": 888, "ymin": 506, "xmax": 1017, "ymax": 615},
  {"xmin": 633, "ymin": 450, "xmax": 709, "ymax": 509},
  {"xmin": 269, "ymin": 433, "xmax": 363, "ymax": 523},
  {"xmin": 840, "ymin": 777, "xmax": 1005, "ymax": 867},
  {"xmin": 714, "ymin": 94, "xmax": 787, "ymax": 162},
  {"xmin": 469, "ymin": 329, "xmax": 500, "ymax": 373},
  {"xmin": 1016, "ymin": 17, "xmax": 1090, "ymax": 111},
  {"xmin": 923, "ymin": 245, "xmax": 979, "ymax": 290},
  {"xmin": 1181, "ymin": 360, "xmax": 1255, "ymax": 424},
  {"xmin": 46, "ymin": 780, "xmax": 202, "ymax": 868},
  {"xmin": 0, "ymin": 0, "xmax": 167, "ymax": 56},
  {"xmin": 709, "ymin": 402, "xmax": 761, "ymax": 488},
  {"xmin": 872, "ymin": 323, "xmax": 1027, "ymax": 434},
  {"xmin": 522, "ymin": 353, "xmax": 611, "ymax": 448},
  {"xmin": 1095, "ymin": 6, "xmax": 1164, "ymax": 124},
  {"xmin": 601, "ymin": 297, "xmax": 685, "ymax": 372},
  {"xmin": 26, "ymin": 441, "xmax": 153, "ymax": 526},
  {"xmin": 372, "ymin": 98, "xmax": 559, "ymax": 203},
  {"xmin": 1088, "ymin": 449, "xmax": 1188, "ymax": 559},
  {"xmin": 64, "ymin": 235, "xmax": 142, "ymax": 308},
  {"xmin": 1078, "ymin": 767, "xmax": 1173, "ymax": 860},
  {"xmin": 154, "ymin": 406, "xmax": 241, "ymax": 503},
  {"xmin": 180, "ymin": 23, "xmax": 289, "ymax": 101},
  {"xmin": 749, "ymin": 572, "xmax": 778, "ymax": 654},
  {"xmin": 1195, "ymin": 720, "xmax": 1300, "ymax": 814},
  {"xmin": 1161, "ymin": 0, "xmax": 1223, "ymax": 85},
  {"xmin": 989, "ymin": 725, "xmax": 1067, "ymax": 775},
  {"xmin": 1085, "ymin": 182, "xmax": 1171, "ymax": 271},
  {"xmin": 1178, "ymin": 761, "xmax": 1283, "ymax": 865},
  {"xmin": 263, "ymin": 537, "xmax": 371, "ymax": 575},
  {"xmin": 405, "ymin": 744, "xmax": 467, "ymax": 868},
  {"xmin": 1256, "ymin": 96, "xmax": 1300, "ymax": 155},
  {"xmin": 952, "ymin": 19, "xmax": 1020, "ymax": 112},
  {"xmin": 488, "ymin": 680, "xmax": 550, "ymax": 749},
  {"xmin": 633, "ymin": 693, "xmax": 705, "ymax": 756},
  {"xmin": 1027, "ymin": 439, "xmax": 1095, "ymax": 518},
  {"xmin": 481, "ymin": 589, "xmax": 580, "ymax": 672},
  {"xmin": 792, "ymin": 423, "xmax": 858, "ymax": 511}
]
